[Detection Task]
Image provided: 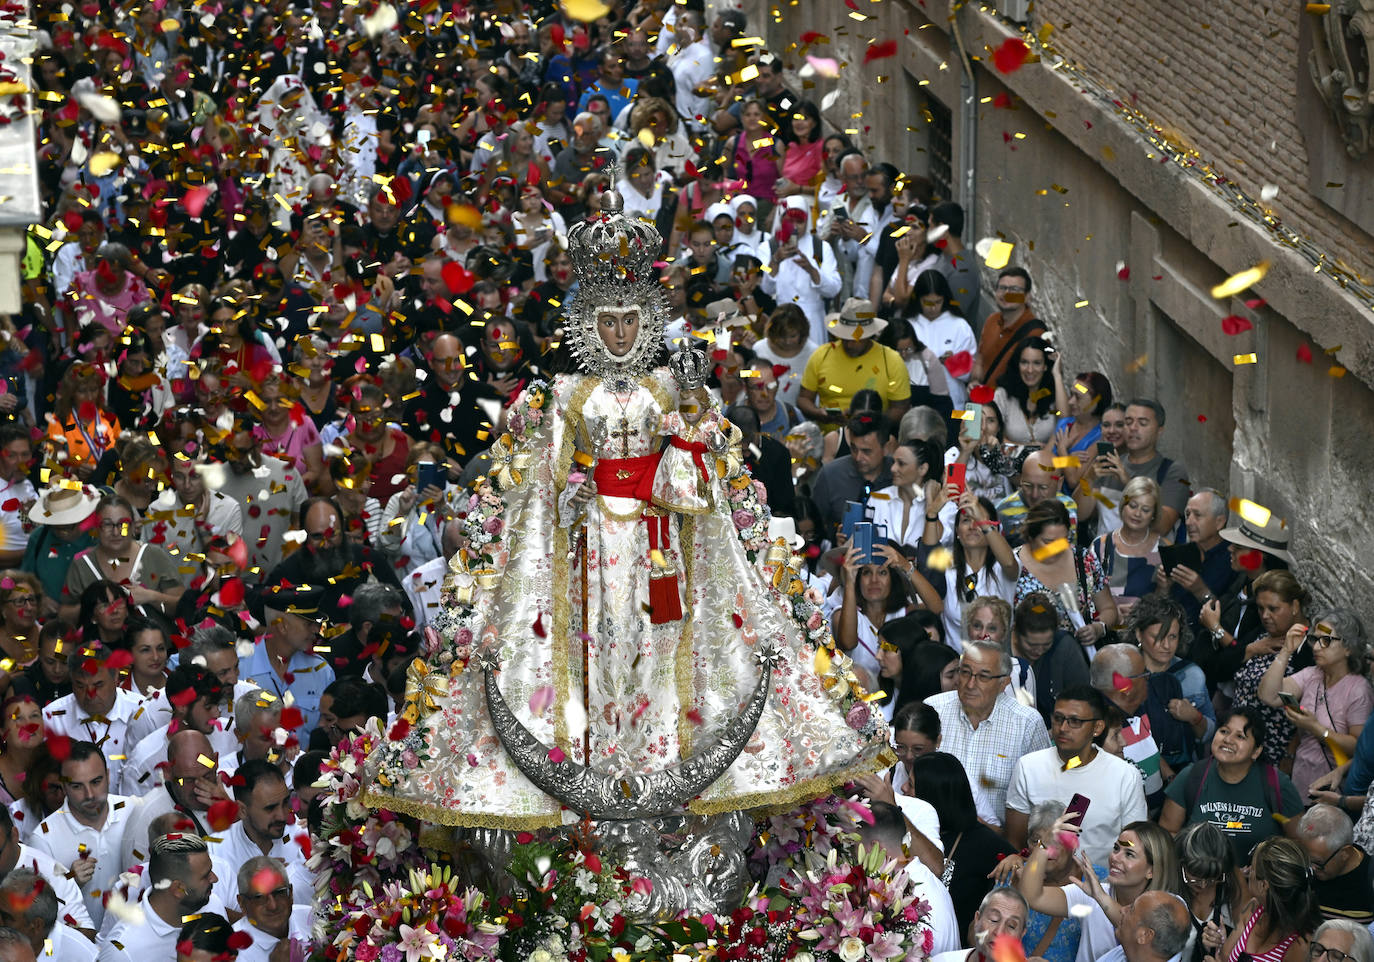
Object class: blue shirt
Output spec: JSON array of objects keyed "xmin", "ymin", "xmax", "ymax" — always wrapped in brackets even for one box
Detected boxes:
[
  {"xmin": 240, "ymin": 644, "xmax": 335, "ymax": 738},
  {"xmin": 1345, "ymin": 723, "xmax": 1374, "ymax": 794}
]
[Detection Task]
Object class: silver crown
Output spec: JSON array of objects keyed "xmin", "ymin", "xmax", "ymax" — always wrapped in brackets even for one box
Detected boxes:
[
  {"xmin": 565, "ymin": 186, "xmax": 669, "ymax": 382},
  {"xmin": 566, "ymin": 189, "xmax": 663, "ymax": 291}
]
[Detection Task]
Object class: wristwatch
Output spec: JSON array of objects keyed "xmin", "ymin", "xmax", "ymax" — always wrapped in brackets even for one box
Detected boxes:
[{"xmin": 1210, "ymin": 624, "xmax": 1227, "ymax": 644}]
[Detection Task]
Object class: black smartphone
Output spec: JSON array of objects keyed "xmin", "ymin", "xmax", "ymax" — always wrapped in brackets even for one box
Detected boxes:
[
  {"xmin": 1095, "ymin": 441, "xmax": 1114, "ymax": 457},
  {"xmin": 416, "ymin": 461, "xmax": 447, "ymax": 492},
  {"xmin": 1159, "ymin": 543, "xmax": 1203, "ymax": 575},
  {"xmin": 1065, "ymin": 793, "xmax": 1091, "ymax": 827}
]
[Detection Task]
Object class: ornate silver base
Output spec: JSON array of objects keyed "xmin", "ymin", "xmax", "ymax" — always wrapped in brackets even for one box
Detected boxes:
[{"xmin": 463, "ymin": 811, "xmax": 755, "ymax": 919}]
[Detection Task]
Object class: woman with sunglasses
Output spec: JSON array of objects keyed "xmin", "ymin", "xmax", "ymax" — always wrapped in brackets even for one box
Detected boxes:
[
  {"xmin": 1258, "ymin": 608, "xmax": 1373, "ymax": 798},
  {"xmin": 1176, "ymin": 821, "xmax": 1245, "ymax": 962},
  {"xmin": 1216, "ymin": 837, "xmax": 1320, "ymax": 962}
]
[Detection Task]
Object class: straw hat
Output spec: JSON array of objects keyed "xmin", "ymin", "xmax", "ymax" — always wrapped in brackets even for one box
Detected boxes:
[
  {"xmin": 27, "ymin": 483, "xmax": 100, "ymax": 526},
  {"xmin": 825, "ymin": 297, "xmax": 888, "ymax": 341},
  {"xmin": 1219, "ymin": 513, "xmax": 1293, "ymax": 564}
]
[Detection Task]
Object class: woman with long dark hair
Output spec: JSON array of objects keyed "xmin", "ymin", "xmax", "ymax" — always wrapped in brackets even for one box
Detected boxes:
[
  {"xmin": 921, "ymin": 488, "xmax": 1017, "ymax": 646},
  {"xmin": 907, "ymin": 751, "xmax": 1016, "ymax": 935},
  {"xmin": 1218, "ymin": 837, "xmax": 1321, "ymax": 962},
  {"xmin": 1176, "ymin": 821, "xmax": 1245, "ymax": 962},
  {"xmin": 904, "ymin": 269, "xmax": 976, "ymax": 409},
  {"xmin": 995, "ymin": 336, "xmax": 1068, "ymax": 450}
]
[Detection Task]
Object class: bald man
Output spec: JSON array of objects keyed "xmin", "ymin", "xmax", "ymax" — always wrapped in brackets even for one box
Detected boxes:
[{"xmin": 994, "ymin": 449, "xmax": 1080, "ymax": 547}]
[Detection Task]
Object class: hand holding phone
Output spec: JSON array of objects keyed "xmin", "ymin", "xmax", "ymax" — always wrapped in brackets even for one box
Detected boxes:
[
  {"xmin": 947, "ymin": 462, "xmax": 967, "ymax": 496},
  {"xmin": 1065, "ymin": 793, "xmax": 1091, "ymax": 827},
  {"xmin": 851, "ymin": 522, "xmax": 874, "ymax": 565},
  {"xmin": 960, "ymin": 405, "xmax": 984, "ymax": 442},
  {"xmin": 1278, "ymin": 691, "xmax": 1304, "ymax": 712}
]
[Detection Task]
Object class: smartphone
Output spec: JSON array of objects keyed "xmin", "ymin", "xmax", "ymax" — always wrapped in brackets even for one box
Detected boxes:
[
  {"xmin": 947, "ymin": 462, "xmax": 967, "ymax": 496},
  {"xmin": 1095, "ymin": 441, "xmax": 1114, "ymax": 457},
  {"xmin": 1065, "ymin": 793, "xmax": 1091, "ymax": 827},
  {"xmin": 852, "ymin": 522, "xmax": 875, "ymax": 565},
  {"xmin": 840, "ymin": 501, "xmax": 866, "ymax": 539},
  {"xmin": 832, "ymin": 205, "xmax": 849, "ymax": 222},
  {"xmin": 960, "ymin": 405, "xmax": 983, "ymax": 442},
  {"xmin": 1278, "ymin": 691, "xmax": 1303, "ymax": 711},
  {"xmin": 416, "ymin": 461, "xmax": 447, "ymax": 492}
]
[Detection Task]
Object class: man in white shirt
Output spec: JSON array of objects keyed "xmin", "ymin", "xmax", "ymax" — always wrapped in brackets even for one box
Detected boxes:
[
  {"xmin": 207, "ymin": 760, "xmax": 312, "ymax": 909},
  {"xmin": 120, "ymin": 730, "xmax": 230, "ymax": 872},
  {"xmin": 667, "ymin": 10, "xmax": 716, "ymax": 131},
  {"xmin": 929, "ymin": 885, "xmax": 1030, "ymax": 962},
  {"xmin": 229, "ymin": 856, "xmax": 311, "ymax": 962},
  {"xmin": 120, "ymin": 664, "xmax": 231, "ymax": 797},
  {"xmin": 97, "ymin": 833, "xmax": 217, "ymax": 962},
  {"xmin": 925, "ymin": 640, "xmax": 1052, "ymax": 822},
  {"xmin": 0, "ymin": 868, "xmax": 97, "ymax": 961},
  {"xmin": 141, "ymin": 454, "xmax": 243, "ymax": 561},
  {"xmin": 27, "ymin": 742, "xmax": 141, "ymax": 931},
  {"xmin": 42, "ymin": 655, "xmax": 142, "ymax": 791},
  {"xmin": 857, "ymin": 802, "xmax": 960, "ymax": 955},
  {"xmin": 0, "ymin": 806, "xmax": 93, "ymax": 933},
  {"xmin": 129, "ymin": 626, "xmax": 257, "ymax": 752},
  {"xmin": 1004, "ymin": 687, "xmax": 1147, "ymax": 867},
  {"xmin": 1095, "ymin": 890, "xmax": 1190, "ymax": 962}
]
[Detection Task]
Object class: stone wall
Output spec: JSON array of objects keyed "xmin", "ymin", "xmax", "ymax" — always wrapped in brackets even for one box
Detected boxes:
[{"xmin": 749, "ymin": 0, "xmax": 1374, "ymax": 615}]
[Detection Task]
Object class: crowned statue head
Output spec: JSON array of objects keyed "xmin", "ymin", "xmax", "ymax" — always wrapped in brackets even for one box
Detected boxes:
[{"xmin": 565, "ymin": 186, "xmax": 669, "ymax": 381}]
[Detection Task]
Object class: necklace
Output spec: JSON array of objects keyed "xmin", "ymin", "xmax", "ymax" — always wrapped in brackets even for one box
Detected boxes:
[{"xmin": 1118, "ymin": 527, "xmax": 1149, "ymax": 548}]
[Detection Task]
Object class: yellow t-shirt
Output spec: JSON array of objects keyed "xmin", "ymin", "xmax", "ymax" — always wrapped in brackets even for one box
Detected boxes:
[{"xmin": 800, "ymin": 341, "xmax": 911, "ymax": 422}]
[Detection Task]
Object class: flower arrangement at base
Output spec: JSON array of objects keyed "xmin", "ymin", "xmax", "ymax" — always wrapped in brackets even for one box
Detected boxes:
[
  {"xmin": 749, "ymin": 793, "xmax": 877, "ymax": 888},
  {"xmin": 781, "ymin": 844, "xmax": 936, "ymax": 962},
  {"xmin": 314, "ymin": 864, "xmax": 506, "ymax": 962}
]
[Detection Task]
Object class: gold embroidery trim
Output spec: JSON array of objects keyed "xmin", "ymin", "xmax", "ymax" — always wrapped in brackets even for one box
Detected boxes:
[
  {"xmin": 360, "ymin": 788, "xmax": 566, "ymax": 830},
  {"xmin": 677, "ymin": 514, "xmax": 696, "ymax": 756}
]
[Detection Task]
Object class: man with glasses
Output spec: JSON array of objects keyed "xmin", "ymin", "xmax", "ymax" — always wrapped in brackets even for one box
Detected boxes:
[
  {"xmin": 973, "ymin": 266, "xmax": 1046, "ymax": 387},
  {"xmin": 0, "ymin": 425, "xmax": 34, "ymax": 567},
  {"xmin": 209, "ymin": 762, "xmax": 311, "ymax": 912},
  {"xmin": 923, "ymin": 639, "xmax": 1051, "ymax": 822},
  {"xmin": 230, "ymin": 856, "xmax": 310, "ymax": 962},
  {"xmin": 1296, "ymin": 804, "xmax": 1374, "ymax": 925},
  {"xmin": 1005, "ymin": 686, "xmax": 1146, "ymax": 866},
  {"xmin": 994, "ymin": 450, "xmax": 1080, "ymax": 548},
  {"xmin": 1309, "ymin": 921, "xmax": 1374, "ymax": 962}
]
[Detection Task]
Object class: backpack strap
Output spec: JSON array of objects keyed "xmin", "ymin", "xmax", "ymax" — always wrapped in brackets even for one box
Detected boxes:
[
  {"xmin": 1260, "ymin": 762, "xmax": 1282, "ymax": 814},
  {"xmin": 1188, "ymin": 757, "xmax": 1216, "ymax": 812},
  {"xmin": 985, "ymin": 317, "xmax": 1046, "ymax": 385},
  {"xmin": 1155, "ymin": 457, "xmax": 1173, "ymax": 485}
]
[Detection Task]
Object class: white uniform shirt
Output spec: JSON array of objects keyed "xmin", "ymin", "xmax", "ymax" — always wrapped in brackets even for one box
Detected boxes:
[
  {"xmin": 41, "ymin": 690, "xmax": 143, "ymax": 800},
  {"xmin": 96, "ymin": 888, "xmax": 230, "ymax": 962},
  {"xmin": 909, "ymin": 311, "xmax": 977, "ymax": 409},
  {"xmin": 43, "ymin": 919, "xmax": 98, "ymax": 961},
  {"xmin": 28, "ymin": 796, "xmax": 143, "ymax": 929},
  {"xmin": 15, "ymin": 842, "xmax": 94, "ymax": 930},
  {"xmin": 207, "ymin": 820, "xmax": 313, "ymax": 910},
  {"xmin": 118, "ymin": 723, "xmax": 240, "ymax": 797},
  {"xmin": 229, "ymin": 905, "xmax": 312, "ymax": 962}
]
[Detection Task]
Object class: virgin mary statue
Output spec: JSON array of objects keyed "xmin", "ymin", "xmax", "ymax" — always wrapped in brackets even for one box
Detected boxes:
[{"xmin": 363, "ymin": 190, "xmax": 893, "ymax": 832}]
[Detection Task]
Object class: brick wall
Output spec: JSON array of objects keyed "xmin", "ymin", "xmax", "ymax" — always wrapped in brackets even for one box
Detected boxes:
[{"xmin": 1032, "ymin": 0, "xmax": 1374, "ymax": 280}]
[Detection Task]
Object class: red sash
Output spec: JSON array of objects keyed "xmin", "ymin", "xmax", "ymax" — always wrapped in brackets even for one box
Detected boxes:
[
  {"xmin": 588, "ymin": 451, "xmax": 682, "ymax": 624},
  {"xmin": 668, "ymin": 435, "xmax": 711, "ymax": 487}
]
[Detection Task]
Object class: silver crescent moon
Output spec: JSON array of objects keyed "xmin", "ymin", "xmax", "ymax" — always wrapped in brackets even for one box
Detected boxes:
[{"xmin": 482, "ymin": 645, "xmax": 776, "ymax": 819}]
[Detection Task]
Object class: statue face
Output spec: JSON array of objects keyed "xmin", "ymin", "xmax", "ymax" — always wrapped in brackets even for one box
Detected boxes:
[{"xmin": 596, "ymin": 306, "xmax": 642, "ymax": 358}]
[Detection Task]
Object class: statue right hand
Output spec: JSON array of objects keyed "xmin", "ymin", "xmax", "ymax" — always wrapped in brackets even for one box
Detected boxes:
[{"xmin": 569, "ymin": 480, "xmax": 597, "ymax": 510}]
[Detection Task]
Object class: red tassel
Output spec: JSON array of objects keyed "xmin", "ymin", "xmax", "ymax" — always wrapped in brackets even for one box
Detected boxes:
[{"xmin": 649, "ymin": 574, "xmax": 683, "ymax": 624}]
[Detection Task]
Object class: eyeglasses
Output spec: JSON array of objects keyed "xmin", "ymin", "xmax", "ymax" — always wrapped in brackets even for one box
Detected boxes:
[
  {"xmin": 1050, "ymin": 713, "xmax": 1101, "ymax": 729},
  {"xmin": 1312, "ymin": 944, "xmax": 1355, "ymax": 962},
  {"xmin": 1311, "ymin": 634, "xmax": 1341, "ymax": 649},
  {"xmin": 242, "ymin": 885, "xmax": 291, "ymax": 904},
  {"xmin": 1181, "ymin": 866, "xmax": 1220, "ymax": 887},
  {"xmin": 1310, "ymin": 844, "xmax": 1349, "ymax": 874},
  {"xmin": 957, "ymin": 667, "xmax": 1009, "ymax": 684},
  {"xmin": 893, "ymin": 745, "xmax": 924, "ymax": 759},
  {"xmin": 100, "ymin": 519, "xmax": 134, "ymax": 532},
  {"xmin": 996, "ymin": 284, "xmax": 1027, "ymax": 294}
]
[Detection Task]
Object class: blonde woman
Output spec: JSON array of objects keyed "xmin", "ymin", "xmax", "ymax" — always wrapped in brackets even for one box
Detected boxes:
[{"xmin": 1093, "ymin": 476, "xmax": 1165, "ymax": 622}]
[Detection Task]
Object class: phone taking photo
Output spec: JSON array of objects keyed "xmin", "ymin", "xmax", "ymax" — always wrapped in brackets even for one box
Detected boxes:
[{"xmin": 1065, "ymin": 793, "xmax": 1091, "ymax": 827}]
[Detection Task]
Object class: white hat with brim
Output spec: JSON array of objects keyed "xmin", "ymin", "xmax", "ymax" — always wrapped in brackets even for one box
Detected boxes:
[
  {"xmin": 1219, "ymin": 514, "xmax": 1293, "ymax": 564},
  {"xmin": 28, "ymin": 483, "xmax": 100, "ymax": 526},
  {"xmin": 767, "ymin": 516, "xmax": 805, "ymax": 551},
  {"xmin": 705, "ymin": 298, "xmax": 749, "ymax": 328},
  {"xmin": 825, "ymin": 297, "xmax": 888, "ymax": 341}
]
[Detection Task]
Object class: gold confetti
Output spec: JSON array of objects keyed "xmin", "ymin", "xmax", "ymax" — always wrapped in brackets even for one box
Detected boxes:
[
  {"xmin": 1228, "ymin": 498, "xmax": 1271, "ymax": 527},
  {"xmin": 1211, "ymin": 262, "xmax": 1270, "ymax": 299},
  {"xmin": 562, "ymin": 0, "xmax": 611, "ymax": 21},
  {"xmin": 1031, "ymin": 537, "xmax": 1069, "ymax": 561},
  {"xmin": 1233, "ymin": 353, "xmax": 1258, "ymax": 365}
]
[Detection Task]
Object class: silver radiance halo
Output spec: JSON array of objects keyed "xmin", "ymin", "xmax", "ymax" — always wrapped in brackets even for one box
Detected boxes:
[{"xmin": 565, "ymin": 188, "xmax": 669, "ymax": 381}]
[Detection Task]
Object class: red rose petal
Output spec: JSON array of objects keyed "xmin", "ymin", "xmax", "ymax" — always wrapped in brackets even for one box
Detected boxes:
[
  {"xmin": 279, "ymin": 706, "xmax": 305, "ymax": 731},
  {"xmin": 969, "ymin": 384, "xmax": 995, "ymax": 405},
  {"xmin": 863, "ymin": 39, "xmax": 897, "ymax": 64},
  {"xmin": 441, "ymin": 261, "xmax": 476, "ymax": 294},
  {"xmin": 207, "ymin": 798, "xmax": 239, "ymax": 832},
  {"xmin": 991, "ymin": 37, "xmax": 1030, "ymax": 74},
  {"xmin": 1112, "ymin": 670, "xmax": 1134, "ymax": 693},
  {"xmin": 1297, "ymin": 343, "xmax": 1313, "ymax": 364},
  {"xmin": 226, "ymin": 931, "xmax": 253, "ymax": 950},
  {"xmin": 1238, "ymin": 549, "xmax": 1264, "ymax": 571},
  {"xmin": 943, "ymin": 351, "xmax": 973, "ymax": 378},
  {"xmin": 47, "ymin": 734, "xmax": 71, "ymax": 761},
  {"xmin": 1221, "ymin": 315, "xmax": 1253, "ymax": 336}
]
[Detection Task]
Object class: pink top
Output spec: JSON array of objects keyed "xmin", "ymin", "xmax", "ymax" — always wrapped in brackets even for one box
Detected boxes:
[
  {"xmin": 781, "ymin": 138, "xmax": 824, "ymax": 187},
  {"xmin": 733, "ymin": 133, "xmax": 780, "ymax": 204},
  {"xmin": 1227, "ymin": 905, "xmax": 1300, "ymax": 962},
  {"xmin": 69, "ymin": 270, "xmax": 149, "ymax": 334},
  {"xmin": 253, "ymin": 414, "xmax": 322, "ymax": 473},
  {"xmin": 1289, "ymin": 665, "xmax": 1374, "ymax": 797}
]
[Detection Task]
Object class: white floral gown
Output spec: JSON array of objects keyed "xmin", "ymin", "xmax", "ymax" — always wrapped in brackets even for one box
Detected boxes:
[{"xmin": 365, "ymin": 370, "xmax": 892, "ymax": 829}]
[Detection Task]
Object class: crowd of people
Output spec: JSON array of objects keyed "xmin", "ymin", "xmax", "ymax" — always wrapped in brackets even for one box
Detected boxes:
[{"xmin": 0, "ymin": 0, "xmax": 1362, "ymax": 959}]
